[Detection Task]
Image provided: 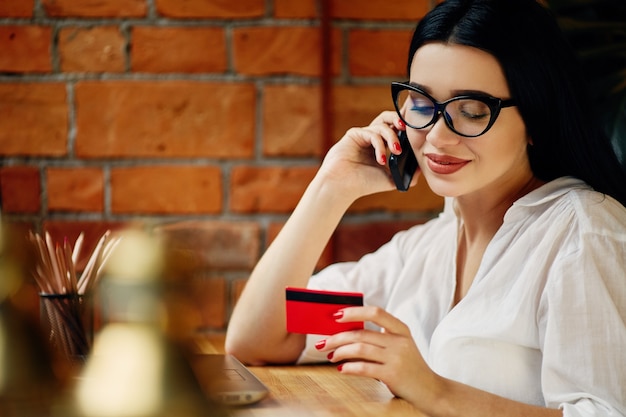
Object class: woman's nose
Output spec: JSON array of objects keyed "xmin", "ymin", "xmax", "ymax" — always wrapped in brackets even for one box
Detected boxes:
[{"xmin": 425, "ymin": 112, "xmax": 461, "ymax": 148}]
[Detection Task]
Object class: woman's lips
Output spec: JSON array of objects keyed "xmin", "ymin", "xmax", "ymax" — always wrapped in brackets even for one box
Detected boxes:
[{"xmin": 425, "ymin": 153, "xmax": 470, "ymax": 175}]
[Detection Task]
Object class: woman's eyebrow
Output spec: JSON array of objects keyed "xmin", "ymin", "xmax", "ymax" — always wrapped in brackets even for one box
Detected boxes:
[
  {"xmin": 450, "ymin": 89, "xmax": 498, "ymax": 97},
  {"xmin": 411, "ymin": 82, "xmax": 502, "ymax": 98},
  {"xmin": 408, "ymin": 81, "xmax": 430, "ymax": 93}
]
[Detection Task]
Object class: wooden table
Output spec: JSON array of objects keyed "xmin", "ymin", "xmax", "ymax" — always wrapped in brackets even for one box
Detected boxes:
[{"xmin": 194, "ymin": 333, "xmax": 427, "ymax": 417}]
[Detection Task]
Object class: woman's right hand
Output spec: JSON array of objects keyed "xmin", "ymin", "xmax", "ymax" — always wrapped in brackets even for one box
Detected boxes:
[{"xmin": 317, "ymin": 111, "xmax": 414, "ymax": 201}]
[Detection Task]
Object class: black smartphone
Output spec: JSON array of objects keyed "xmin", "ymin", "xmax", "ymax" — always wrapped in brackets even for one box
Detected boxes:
[{"xmin": 389, "ymin": 130, "xmax": 418, "ymax": 192}]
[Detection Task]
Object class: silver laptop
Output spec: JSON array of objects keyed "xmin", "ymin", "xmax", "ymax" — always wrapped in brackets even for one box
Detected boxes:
[{"xmin": 190, "ymin": 354, "xmax": 269, "ymax": 406}]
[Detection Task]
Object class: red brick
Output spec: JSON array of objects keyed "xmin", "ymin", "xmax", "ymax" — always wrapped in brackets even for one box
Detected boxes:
[
  {"xmin": 334, "ymin": 220, "xmax": 425, "ymax": 262},
  {"xmin": 331, "ymin": 0, "xmax": 429, "ymax": 20},
  {"xmin": 0, "ymin": 166, "xmax": 40, "ymax": 214},
  {"xmin": 155, "ymin": 0, "xmax": 264, "ymax": 18},
  {"xmin": 43, "ymin": 221, "xmax": 125, "ymax": 245},
  {"xmin": 132, "ymin": 27, "xmax": 226, "ymax": 73},
  {"xmin": 74, "ymin": 81, "xmax": 255, "ymax": 159},
  {"xmin": 0, "ymin": 83, "xmax": 67, "ymax": 157},
  {"xmin": 350, "ymin": 177, "xmax": 444, "ymax": 212},
  {"xmin": 157, "ymin": 221, "xmax": 260, "ymax": 337},
  {"xmin": 3, "ymin": 221, "xmax": 35, "ymax": 240},
  {"xmin": 233, "ymin": 26, "xmax": 324, "ymax": 76},
  {"xmin": 0, "ymin": 25, "xmax": 52, "ymax": 73},
  {"xmin": 163, "ymin": 286, "xmax": 206, "ymax": 338},
  {"xmin": 0, "ymin": 0, "xmax": 34, "ymax": 17},
  {"xmin": 229, "ymin": 166, "xmax": 318, "ymax": 213},
  {"xmin": 157, "ymin": 221, "xmax": 261, "ymax": 270},
  {"xmin": 42, "ymin": 220, "xmax": 127, "ymax": 269},
  {"xmin": 191, "ymin": 276, "xmax": 227, "ymax": 329},
  {"xmin": 111, "ymin": 166, "xmax": 222, "ymax": 214},
  {"xmin": 263, "ymin": 85, "xmax": 324, "ymax": 157},
  {"xmin": 331, "ymin": 85, "xmax": 391, "ymax": 140},
  {"xmin": 349, "ymin": 29, "xmax": 414, "ymax": 77},
  {"xmin": 58, "ymin": 26, "xmax": 125, "ymax": 73},
  {"xmin": 46, "ymin": 167, "xmax": 104, "ymax": 212},
  {"xmin": 231, "ymin": 278, "xmax": 247, "ymax": 309},
  {"xmin": 274, "ymin": 0, "xmax": 317, "ymax": 18},
  {"xmin": 267, "ymin": 222, "xmax": 333, "ymax": 270},
  {"xmin": 42, "ymin": 0, "xmax": 146, "ymax": 17}
]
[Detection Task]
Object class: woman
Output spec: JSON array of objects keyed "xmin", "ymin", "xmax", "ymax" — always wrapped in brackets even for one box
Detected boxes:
[{"xmin": 226, "ymin": 1, "xmax": 626, "ymax": 416}]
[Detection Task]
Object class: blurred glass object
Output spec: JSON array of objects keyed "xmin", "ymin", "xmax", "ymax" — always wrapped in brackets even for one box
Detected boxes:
[
  {"xmin": 0, "ymin": 220, "xmax": 58, "ymax": 416},
  {"xmin": 71, "ymin": 227, "xmax": 221, "ymax": 417}
]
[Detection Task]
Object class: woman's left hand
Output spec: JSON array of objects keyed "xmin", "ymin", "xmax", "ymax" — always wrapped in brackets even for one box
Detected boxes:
[{"xmin": 316, "ymin": 306, "xmax": 441, "ymax": 407}]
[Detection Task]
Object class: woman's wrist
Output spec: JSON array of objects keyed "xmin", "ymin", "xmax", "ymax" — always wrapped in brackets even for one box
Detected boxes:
[{"xmin": 306, "ymin": 170, "xmax": 361, "ymax": 211}]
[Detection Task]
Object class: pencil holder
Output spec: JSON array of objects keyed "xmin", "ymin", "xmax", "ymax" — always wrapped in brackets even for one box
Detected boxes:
[
  {"xmin": 30, "ymin": 229, "xmax": 120, "ymax": 363},
  {"xmin": 39, "ymin": 293, "xmax": 93, "ymax": 361}
]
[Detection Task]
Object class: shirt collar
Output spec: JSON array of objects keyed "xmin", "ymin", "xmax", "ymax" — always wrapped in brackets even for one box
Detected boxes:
[
  {"xmin": 441, "ymin": 176, "xmax": 590, "ymax": 219},
  {"xmin": 513, "ymin": 176, "xmax": 590, "ymax": 208}
]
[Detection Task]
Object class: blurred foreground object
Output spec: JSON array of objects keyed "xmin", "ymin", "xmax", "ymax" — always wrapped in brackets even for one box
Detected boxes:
[
  {"xmin": 72, "ymin": 227, "xmax": 219, "ymax": 417},
  {"xmin": 0, "ymin": 221, "xmax": 57, "ymax": 416}
]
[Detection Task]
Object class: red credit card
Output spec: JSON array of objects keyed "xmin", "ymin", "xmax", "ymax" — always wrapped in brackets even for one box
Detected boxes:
[{"xmin": 285, "ymin": 287, "xmax": 364, "ymax": 335}]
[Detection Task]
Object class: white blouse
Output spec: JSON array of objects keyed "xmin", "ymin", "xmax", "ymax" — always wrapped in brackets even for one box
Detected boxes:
[{"xmin": 298, "ymin": 177, "xmax": 626, "ymax": 417}]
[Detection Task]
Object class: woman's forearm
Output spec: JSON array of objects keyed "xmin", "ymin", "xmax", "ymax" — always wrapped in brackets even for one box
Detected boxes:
[
  {"xmin": 423, "ymin": 376, "xmax": 562, "ymax": 417},
  {"xmin": 225, "ymin": 176, "xmax": 356, "ymax": 365}
]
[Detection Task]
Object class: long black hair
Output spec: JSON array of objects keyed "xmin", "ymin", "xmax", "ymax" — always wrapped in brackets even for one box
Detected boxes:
[{"xmin": 408, "ymin": 0, "xmax": 626, "ymax": 207}]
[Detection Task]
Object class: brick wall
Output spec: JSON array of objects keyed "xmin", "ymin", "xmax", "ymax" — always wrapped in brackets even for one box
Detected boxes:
[{"xmin": 0, "ymin": 0, "xmax": 444, "ymax": 333}]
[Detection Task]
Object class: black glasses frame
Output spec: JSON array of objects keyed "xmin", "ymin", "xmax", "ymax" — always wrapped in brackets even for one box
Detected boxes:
[{"xmin": 391, "ymin": 81, "xmax": 516, "ymax": 138}]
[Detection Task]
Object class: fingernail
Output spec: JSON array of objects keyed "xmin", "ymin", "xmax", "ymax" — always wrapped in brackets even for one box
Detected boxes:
[
  {"xmin": 337, "ymin": 364, "xmax": 343, "ymax": 372},
  {"xmin": 315, "ymin": 339, "xmax": 326, "ymax": 350},
  {"xmin": 381, "ymin": 154, "xmax": 387, "ymax": 165},
  {"xmin": 333, "ymin": 310, "xmax": 344, "ymax": 320},
  {"xmin": 393, "ymin": 142, "xmax": 402, "ymax": 152},
  {"xmin": 397, "ymin": 119, "xmax": 406, "ymax": 129},
  {"xmin": 327, "ymin": 351, "xmax": 334, "ymax": 360}
]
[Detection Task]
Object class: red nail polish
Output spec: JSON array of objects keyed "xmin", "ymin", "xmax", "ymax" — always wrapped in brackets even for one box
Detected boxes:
[
  {"xmin": 393, "ymin": 142, "xmax": 402, "ymax": 152},
  {"xmin": 381, "ymin": 154, "xmax": 387, "ymax": 165},
  {"xmin": 397, "ymin": 119, "xmax": 406, "ymax": 129},
  {"xmin": 315, "ymin": 339, "xmax": 326, "ymax": 350},
  {"xmin": 327, "ymin": 351, "xmax": 334, "ymax": 360},
  {"xmin": 337, "ymin": 364, "xmax": 343, "ymax": 372},
  {"xmin": 333, "ymin": 310, "xmax": 344, "ymax": 319}
]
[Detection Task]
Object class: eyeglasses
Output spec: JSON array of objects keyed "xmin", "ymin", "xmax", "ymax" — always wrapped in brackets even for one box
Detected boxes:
[{"xmin": 391, "ymin": 81, "xmax": 516, "ymax": 137}]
